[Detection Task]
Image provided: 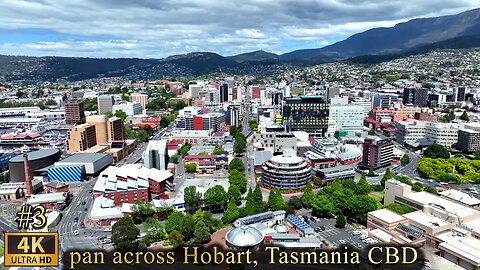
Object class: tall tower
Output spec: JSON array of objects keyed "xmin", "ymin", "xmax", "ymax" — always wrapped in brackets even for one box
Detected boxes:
[{"xmin": 23, "ymin": 154, "xmax": 33, "ymax": 197}]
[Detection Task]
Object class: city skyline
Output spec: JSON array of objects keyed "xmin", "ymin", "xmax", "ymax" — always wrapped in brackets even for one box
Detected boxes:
[{"xmin": 0, "ymin": 0, "xmax": 477, "ymax": 58}]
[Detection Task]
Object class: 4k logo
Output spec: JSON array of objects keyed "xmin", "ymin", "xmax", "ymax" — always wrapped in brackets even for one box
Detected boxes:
[{"xmin": 4, "ymin": 232, "xmax": 58, "ymax": 266}]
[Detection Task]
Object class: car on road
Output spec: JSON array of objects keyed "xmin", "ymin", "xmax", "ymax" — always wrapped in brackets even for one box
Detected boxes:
[
  {"xmin": 359, "ymin": 235, "xmax": 368, "ymax": 240},
  {"xmin": 104, "ymin": 227, "xmax": 112, "ymax": 232},
  {"xmin": 74, "ymin": 230, "xmax": 79, "ymax": 236},
  {"xmin": 317, "ymin": 226, "xmax": 325, "ymax": 231},
  {"xmin": 339, "ymin": 240, "xmax": 346, "ymax": 244},
  {"xmin": 76, "ymin": 202, "xmax": 80, "ymax": 206},
  {"xmin": 82, "ymin": 201, "xmax": 86, "ymax": 205},
  {"xmin": 74, "ymin": 217, "xmax": 78, "ymax": 222},
  {"xmin": 89, "ymin": 190, "xmax": 92, "ymax": 193},
  {"xmin": 352, "ymin": 231, "xmax": 361, "ymax": 236},
  {"xmin": 84, "ymin": 208, "xmax": 88, "ymax": 212},
  {"xmin": 80, "ymin": 222, "xmax": 85, "ymax": 228},
  {"xmin": 314, "ymin": 228, "xmax": 320, "ymax": 233}
]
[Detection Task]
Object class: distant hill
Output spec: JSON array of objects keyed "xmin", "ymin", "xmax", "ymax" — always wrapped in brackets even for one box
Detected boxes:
[
  {"xmin": 228, "ymin": 50, "xmax": 279, "ymax": 63},
  {"xmin": 280, "ymin": 8, "xmax": 480, "ymax": 62},
  {"xmin": 347, "ymin": 34, "xmax": 480, "ymax": 65}
]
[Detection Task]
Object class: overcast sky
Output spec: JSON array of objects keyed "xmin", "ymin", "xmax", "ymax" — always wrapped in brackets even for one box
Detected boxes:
[{"xmin": 0, "ymin": 0, "xmax": 478, "ymax": 58}]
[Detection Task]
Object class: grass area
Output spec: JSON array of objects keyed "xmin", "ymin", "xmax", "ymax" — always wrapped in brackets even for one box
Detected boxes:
[
  {"xmin": 368, "ymin": 191, "xmax": 385, "ymax": 210},
  {"xmin": 0, "ymin": 247, "xmax": 3, "ymax": 257}
]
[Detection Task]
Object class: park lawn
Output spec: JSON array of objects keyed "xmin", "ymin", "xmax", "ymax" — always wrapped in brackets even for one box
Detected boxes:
[
  {"xmin": 368, "ymin": 191, "xmax": 384, "ymax": 210},
  {"xmin": 0, "ymin": 247, "xmax": 3, "ymax": 257}
]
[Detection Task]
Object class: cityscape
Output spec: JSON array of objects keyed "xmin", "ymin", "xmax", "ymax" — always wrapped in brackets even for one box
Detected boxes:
[{"xmin": 1, "ymin": 2, "xmax": 480, "ymax": 270}]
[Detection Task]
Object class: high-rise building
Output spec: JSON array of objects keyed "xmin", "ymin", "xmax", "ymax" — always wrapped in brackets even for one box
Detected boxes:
[
  {"xmin": 251, "ymin": 86, "xmax": 261, "ymax": 99},
  {"xmin": 64, "ymin": 100, "xmax": 85, "ymax": 124},
  {"xmin": 361, "ymin": 136, "xmax": 393, "ymax": 169},
  {"xmin": 403, "ymin": 88, "xmax": 429, "ymax": 107},
  {"xmin": 260, "ymin": 152, "xmax": 311, "ymax": 190},
  {"xmin": 86, "ymin": 115, "xmax": 109, "ymax": 144},
  {"xmin": 326, "ymin": 87, "xmax": 340, "ymax": 100},
  {"xmin": 97, "ymin": 95, "xmax": 115, "ymax": 115},
  {"xmin": 220, "ymin": 83, "xmax": 228, "ymax": 102},
  {"xmin": 143, "ymin": 140, "xmax": 168, "ymax": 170},
  {"xmin": 329, "ymin": 104, "xmax": 364, "ymax": 132},
  {"xmin": 107, "ymin": 117, "xmax": 126, "ymax": 142},
  {"xmin": 130, "ymin": 93, "xmax": 148, "ymax": 109},
  {"xmin": 372, "ymin": 95, "xmax": 398, "ymax": 109},
  {"xmin": 395, "ymin": 120, "xmax": 459, "ymax": 148},
  {"xmin": 66, "ymin": 124, "xmax": 97, "ymax": 154},
  {"xmin": 282, "ymin": 96, "xmax": 330, "ymax": 136},
  {"xmin": 454, "ymin": 87, "xmax": 466, "ymax": 102},
  {"xmin": 227, "ymin": 106, "xmax": 240, "ymax": 126},
  {"xmin": 457, "ymin": 123, "xmax": 480, "ymax": 152}
]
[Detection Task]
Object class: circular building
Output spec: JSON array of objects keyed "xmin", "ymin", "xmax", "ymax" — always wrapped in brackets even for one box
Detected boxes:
[
  {"xmin": 274, "ymin": 224, "xmax": 289, "ymax": 233},
  {"xmin": 260, "ymin": 153, "xmax": 311, "ymax": 190},
  {"xmin": 9, "ymin": 149, "xmax": 61, "ymax": 182},
  {"xmin": 225, "ymin": 225, "xmax": 263, "ymax": 250}
]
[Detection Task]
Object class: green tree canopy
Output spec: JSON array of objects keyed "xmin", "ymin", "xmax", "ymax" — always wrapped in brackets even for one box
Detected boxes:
[
  {"xmin": 114, "ymin": 109, "xmax": 127, "ymax": 120},
  {"xmin": 193, "ymin": 220, "xmax": 211, "ymax": 244},
  {"xmin": 184, "ymin": 186, "xmax": 202, "ymax": 208},
  {"xmin": 460, "ymin": 111, "xmax": 470, "ymax": 121},
  {"xmin": 424, "ymin": 144, "xmax": 450, "ymax": 159},
  {"xmin": 229, "ymin": 158, "xmax": 245, "ymax": 172},
  {"xmin": 424, "ymin": 186, "xmax": 438, "ymax": 194},
  {"xmin": 204, "ymin": 185, "xmax": 227, "ymax": 206},
  {"xmin": 401, "ymin": 154, "xmax": 411, "ymax": 166},
  {"xmin": 180, "ymin": 215, "xmax": 195, "ymax": 241},
  {"xmin": 287, "ymin": 197, "xmax": 303, "ymax": 209},
  {"xmin": 368, "ymin": 167, "xmax": 375, "ymax": 177},
  {"xmin": 212, "ymin": 147, "xmax": 224, "ymax": 154},
  {"xmin": 357, "ymin": 173, "xmax": 370, "ymax": 195},
  {"xmin": 335, "ymin": 213, "xmax": 346, "ymax": 228},
  {"xmin": 168, "ymin": 230, "xmax": 185, "ymax": 246},
  {"xmin": 412, "ymin": 182, "xmax": 423, "ymax": 192},
  {"xmin": 111, "ymin": 216, "xmax": 140, "ymax": 251},
  {"xmin": 228, "ymin": 169, "xmax": 247, "ymax": 194},
  {"xmin": 131, "ymin": 201, "xmax": 156, "ymax": 222},
  {"xmin": 301, "ymin": 183, "xmax": 315, "ymax": 208},
  {"xmin": 386, "ymin": 203, "xmax": 414, "ymax": 214},
  {"xmin": 223, "ymin": 200, "xmax": 240, "ymax": 224},
  {"xmin": 245, "ymin": 185, "xmax": 264, "ymax": 215},
  {"xmin": 165, "ymin": 211, "xmax": 184, "ymax": 234},
  {"xmin": 227, "ymin": 184, "xmax": 242, "ymax": 204},
  {"xmin": 170, "ymin": 153, "xmax": 179, "ymax": 164},
  {"xmin": 184, "ymin": 163, "xmax": 198, "ymax": 173}
]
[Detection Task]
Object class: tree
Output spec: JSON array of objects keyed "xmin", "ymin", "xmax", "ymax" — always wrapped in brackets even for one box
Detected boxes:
[
  {"xmin": 184, "ymin": 186, "xmax": 202, "ymax": 208},
  {"xmin": 312, "ymin": 195, "xmax": 334, "ymax": 217},
  {"xmin": 168, "ymin": 230, "xmax": 184, "ymax": 246},
  {"xmin": 381, "ymin": 168, "xmax": 394, "ymax": 186},
  {"xmin": 114, "ymin": 110, "xmax": 127, "ymax": 120},
  {"xmin": 331, "ymin": 177, "xmax": 342, "ymax": 191},
  {"xmin": 184, "ymin": 163, "xmax": 198, "ymax": 173},
  {"xmin": 401, "ymin": 154, "xmax": 411, "ymax": 166},
  {"xmin": 204, "ymin": 185, "xmax": 227, "ymax": 206},
  {"xmin": 228, "ymin": 169, "xmax": 247, "ymax": 194},
  {"xmin": 287, "ymin": 197, "xmax": 303, "ymax": 209},
  {"xmin": 368, "ymin": 129, "xmax": 376, "ymax": 135},
  {"xmin": 460, "ymin": 111, "xmax": 470, "ymax": 121},
  {"xmin": 170, "ymin": 153, "xmax": 179, "ymax": 164},
  {"xmin": 131, "ymin": 201, "xmax": 156, "ymax": 222},
  {"xmin": 111, "ymin": 216, "xmax": 140, "ymax": 251},
  {"xmin": 160, "ymin": 117, "xmax": 170, "ymax": 128},
  {"xmin": 424, "ymin": 186, "xmax": 438, "ymax": 195},
  {"xmin": 474, "ymin": 150, "xmax": 480, "ymax": 160},
  {"xmin": 229, "ymin": 158, "xmax": 245, "ymax": 172},
  {"xmin": 412, "ymin": 182, "xmax": 423, "ymax": 192},
  {"xmin": 45, "ymin": 99, "xmax": 57, "ymax": 106},
  {"xmin": 165, "ymin": 211, "xmax": 184, "ymax": 233},
  {"xmin": 341, "ymin": 179, "xmax": 359, "ymax": 194},
  {"xmin": 301, "ymin": 183, "xmax": 315, "ymax": 208},
  {"xmin": 335, "ymin": 213, "xmax": 346, "ymax": 228},
  {"xmin": 368, "ymin": 167, "xmax": 375, "ymax": 177},
  {"xmin": 198, "ymin": 151, "xmax": 209, "ymax": 155},
  {"xmin": 212, "ymin": 147, "xmax": 224, "ymax": 154},
  {"xmin": 193, "ymin": 209, "xmax": 205, "ymax": 224},
  {"xmin": 180, "ymin": 215, "xmax": 195, "ymax": 241},
  {"xmin": 424, "ymin": 144, "xmax": 450, "ymax": 159},
  {"xmin": 267, "ymin": 189, "xmax": 285, "ymax": 211},
  {"xmin": 227, "ymin": 184, "xmax": 242, "ymax": 204},
  {"xmin": 105, "ymin": 111, "xmax": 113, "ymax": 117},
  {"xmin": 143, "ymin": 217, "xmax": 166, "ymax": 242},
  {"xmin": 357, "ymin": 173, "xmax": 370, "ymax": 195},
  {"xmin": 245, "ymin": 185, "xmax": 264, "ymax": 215},
  {"xmin": 193, "ymin": 221, "xmax": 211, "ymax": 244},
  {"xmin": 223, "ymin": 200, "xmax": 240, "ymax": 223}
]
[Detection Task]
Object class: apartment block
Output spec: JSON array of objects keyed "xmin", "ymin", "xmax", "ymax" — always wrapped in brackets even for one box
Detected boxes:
[
  {"xmin": 66, "ymin": 124, "xmax": 97, "ymax": 154},
  {"xmin": 64, "ymin": 100, "xmax": 85, "ymax": 124}
]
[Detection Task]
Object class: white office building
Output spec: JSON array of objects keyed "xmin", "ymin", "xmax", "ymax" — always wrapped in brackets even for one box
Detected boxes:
[
  {"xmin": 143, "ymin": 140, "xmax": 168, "ymax": 170},
  {"xmin": 396, "ymin": 120, "xmax": 459, "ymax": 148},
  {"xmin": 329, "ymin": 104, "xmax": 364, "ymax": 132},
  {"xmin": 112, "ymin": 101, "xmax": 142, "ymax": 117}
]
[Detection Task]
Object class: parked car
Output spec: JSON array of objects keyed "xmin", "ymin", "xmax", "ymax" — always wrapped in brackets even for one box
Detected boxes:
[
  {"xmin": 339, "ymin": 240, "xmax": 346, "ymax": 244},
  {"xmin": 80, "ymin": 222, "xmax": 85, "ymax": 228},
  {"xmin": 359, "ymin": 235, "xmax": 368, "ymax": 240},
  {"xmin": 352, "ymin": 231, "xmax": 361, "ymax": 236},
  {"xmin": 74, "ymin": 217, "xmax": 78, "ymax": 222},
  {"xmin": 74, "ymin": 230, "xmax": 79, "ymax": 236},
  {"xmin": 104, "ymin": 227, "xmax": 112, "ymax": 232}
]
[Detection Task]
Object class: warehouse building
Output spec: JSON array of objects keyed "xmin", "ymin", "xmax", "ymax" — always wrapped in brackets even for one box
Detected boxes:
[{"xmin": 54, "ymin": 153, "xmax": 113, "ymax": 176}]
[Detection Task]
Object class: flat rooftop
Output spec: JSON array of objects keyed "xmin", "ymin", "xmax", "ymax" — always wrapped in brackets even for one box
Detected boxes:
[
  {"xmin": 57, "ymin": 153, "xmax": 112, "ymax": 164},
  {"xmin": 369, "ymin": 208, "xmax": 406, "ymax": 224},
  {"xmin": 405, "ymin": 191, "xmax": 480, "ymax": 218},
  {"xmin": 439, "ymin": 237, "xmax": 480, "ymax": 265},
  {"xmin": 403, "ymin": 211, "xmax": 451, "ymax": 229}
]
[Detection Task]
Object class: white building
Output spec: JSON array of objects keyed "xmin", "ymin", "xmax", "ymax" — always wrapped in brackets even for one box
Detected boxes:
[
  {"xmin": 329, "ymin": 104, "xmax": 364, "ymax": 132},
  {"xmin": 112, "ymin": 101, "xmax": 142, "ymax": 117},
  {"xmin": 395, "ymin": 120, "xmax": 459, "ymax": 148},
  {"xmin": 143, "ymin": 140, "xmax": 168, "ymax": 170}
]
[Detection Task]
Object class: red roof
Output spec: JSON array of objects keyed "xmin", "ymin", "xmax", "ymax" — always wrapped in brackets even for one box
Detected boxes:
[{"xmin": 184, "ymin": 154, "xmax": 217, "ymax": 159}]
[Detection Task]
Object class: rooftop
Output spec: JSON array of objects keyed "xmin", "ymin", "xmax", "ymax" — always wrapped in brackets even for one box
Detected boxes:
[
  {"xmin": 439, "ymin": 237, "xmax": 480, "ymax": 265},
  {"xmin": 10, "ymin": 148, "xmax": 60, "ymax": 163},
  {"xmin": 368, "ymin": 208, "xmax": 406, "ymax": 224},
  {"xmin": 57, "ymin": 153, "xmax": 112, "ymax": 164}
]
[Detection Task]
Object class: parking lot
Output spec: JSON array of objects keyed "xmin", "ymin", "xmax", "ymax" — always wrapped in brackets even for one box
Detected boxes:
[{"xmin": 296, "ymin": 209, "xmax": 370, "ymax": 249}]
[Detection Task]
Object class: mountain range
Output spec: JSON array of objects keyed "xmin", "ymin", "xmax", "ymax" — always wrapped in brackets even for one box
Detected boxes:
[{"xmin": 1, "ymin": 8, "xmax": 480, "ymax": 81}]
